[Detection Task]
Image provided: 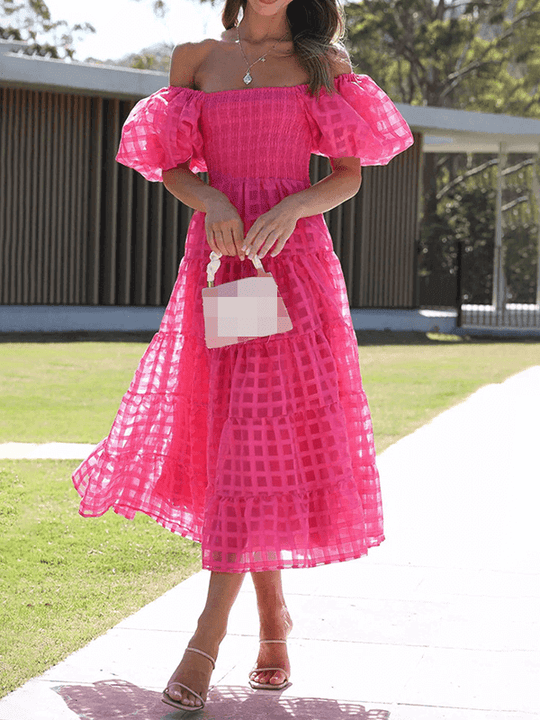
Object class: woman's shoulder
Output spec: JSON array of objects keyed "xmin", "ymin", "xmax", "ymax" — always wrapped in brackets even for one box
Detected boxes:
[
  {"xmin": 169, "ymin": 38, "xmax": 216, "ymax": 88},
  {"xmin": 328, "ymin": 43, "xmax": 354, "ymax": 78},
  {"xmin": 168, "ymin": 35, "xmax": 353, "ymax": 87},
  {"xmin": 169, "ymin": 32, "xmax": 242, "ymax": 88}
]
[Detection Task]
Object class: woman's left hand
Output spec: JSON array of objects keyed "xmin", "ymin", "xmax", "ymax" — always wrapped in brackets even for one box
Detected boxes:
[{"xmin": 241, "ymin": 198, "xmax": 300, "ymax": 260}]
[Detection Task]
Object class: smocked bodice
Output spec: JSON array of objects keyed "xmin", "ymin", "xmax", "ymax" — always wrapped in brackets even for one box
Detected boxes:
[
  {"xmin": 116, "ymin": 73, "xmax": 414, "ymax": 187},
  {"xmin": 200, "ymin": 88, "xmax": 313, "ymax": 183}
]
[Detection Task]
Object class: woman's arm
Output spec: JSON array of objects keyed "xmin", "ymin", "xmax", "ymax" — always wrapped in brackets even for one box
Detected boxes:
[
  {"xmin": 280, "ymin": 158, "xmax": 362, "ymax": 219},
  {"xmin": 242, "ymin": 159, "xmax": 362, "ymax": 259},
  {"xmin": 282, "ymin": 46, "xmax": 362, "ymax": 219},
  {"xmin": 163, "ymin": 163, "xmax": 228, "ymax": 214},
  {"xmin": 163, "ymin": 41, "xmax": 230, "ymax": 213}
]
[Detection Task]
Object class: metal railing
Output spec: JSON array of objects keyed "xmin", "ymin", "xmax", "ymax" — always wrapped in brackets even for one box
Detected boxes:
[{"xmin": 456, "ymin": 242, "xmax": 540, "ymax": 331}]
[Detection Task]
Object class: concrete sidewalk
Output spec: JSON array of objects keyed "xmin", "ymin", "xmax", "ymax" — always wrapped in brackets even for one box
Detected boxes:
[{"xmin": 1, "ymin": 366, "xmax": 539, "ymax": 720}]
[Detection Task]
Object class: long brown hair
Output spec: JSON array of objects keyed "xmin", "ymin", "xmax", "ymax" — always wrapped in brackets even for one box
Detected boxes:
[{"xmin": 221, "ymin": 0, "xmax": 349, "ymax": 99}]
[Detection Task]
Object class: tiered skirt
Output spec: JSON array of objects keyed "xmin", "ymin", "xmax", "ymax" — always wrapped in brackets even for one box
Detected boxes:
[{"xmin": 72, "ymin": 209, "xmax": 384, "ymax": 573}]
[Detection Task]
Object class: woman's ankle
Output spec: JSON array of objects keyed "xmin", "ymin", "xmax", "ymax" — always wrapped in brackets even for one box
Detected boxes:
[
  {"xmin": 258, "ymin": 605, "xmax": 293, "ymax": 638},
  {"xmin": 194, "ymin": 612, "xmax": 228, "ymax": 647}
]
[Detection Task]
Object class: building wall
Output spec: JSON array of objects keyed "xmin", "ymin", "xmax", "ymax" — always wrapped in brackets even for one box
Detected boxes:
[{"xmin": 0, "ymin": 85, "xmax": 422, "ymax": 308}]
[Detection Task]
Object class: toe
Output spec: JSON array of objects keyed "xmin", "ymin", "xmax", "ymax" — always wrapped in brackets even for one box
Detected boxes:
[
  {"xmin": 270, "ymin": 671, "xmax": 285, "ymax": 684},
  {"xmin": 251, "ymin": 669, "xmax": 286, "ymax": 686},
  {"xmin": 182, "ymin": 691, "xmax": 200, "ymax": 707},
  {"xmin": 168, "ymin": 687, "xmax": 200, "ymax": 707}
]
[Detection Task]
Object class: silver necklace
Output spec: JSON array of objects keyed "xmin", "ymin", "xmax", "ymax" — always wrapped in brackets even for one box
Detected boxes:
[{"xmin": 236, "ymin": 24, "xmax": 290, "ymax": 85}]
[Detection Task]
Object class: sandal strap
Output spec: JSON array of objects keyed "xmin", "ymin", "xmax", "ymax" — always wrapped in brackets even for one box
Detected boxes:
[
  {"xmin": 165, "ymin": 681, "xmax": 204, "ymax": 705},
  {"xmin": 250, "ymin": 667, "xmax": 289, "ymax": 677},
  {"xmin": 185, "ymin": 646, "xmax": 216, "ymax": 669},
  {"xmin": 259, "ymin": 639, "xmax": 287, "ymax": 644}
]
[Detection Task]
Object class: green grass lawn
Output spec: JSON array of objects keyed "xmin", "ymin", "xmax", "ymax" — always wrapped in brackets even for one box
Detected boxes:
[
  {"xmin": 0, "ymin": 459, "xmax": 201, "ymax": 696},
  {"xmin": 0, "ymin": 330, "xmax": 538, "ymax": 697},
  {"xmin": 357, "ymin": 332, "xmax": 540, "ymax": 451},
  {"xmin": 0, "ymin": 330, "xmax": 538, "ymax": 452}
]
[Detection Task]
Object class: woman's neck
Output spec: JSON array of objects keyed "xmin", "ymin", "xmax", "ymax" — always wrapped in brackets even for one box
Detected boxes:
[{"xmin": 237, "ymin": 8, "xmax": 291, "ymax": 45}]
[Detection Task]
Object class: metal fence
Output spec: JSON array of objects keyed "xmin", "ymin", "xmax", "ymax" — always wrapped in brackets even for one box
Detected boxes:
[
  {"xmin": 455, "ymin": 241, "xmax": 540, "ymax": 331},
  {"xmin": 459, "ymin": 303, "xmax": 540, "ymax": 329}
]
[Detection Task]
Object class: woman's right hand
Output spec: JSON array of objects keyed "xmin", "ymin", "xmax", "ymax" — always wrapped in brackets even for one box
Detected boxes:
[{"xmin": 204, "ymin": 198, "xmax": 246, "ymax": 260}]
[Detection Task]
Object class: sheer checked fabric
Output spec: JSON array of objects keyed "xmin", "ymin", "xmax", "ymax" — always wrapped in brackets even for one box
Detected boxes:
[{"xmin": 72, "ymin": 73, "xmax": 414, "ymax": 573}]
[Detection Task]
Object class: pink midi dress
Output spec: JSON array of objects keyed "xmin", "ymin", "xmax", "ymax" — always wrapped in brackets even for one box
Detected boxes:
[{"xmin": 71, "ymin": 72, "xmax": 414, "ymax": 573}]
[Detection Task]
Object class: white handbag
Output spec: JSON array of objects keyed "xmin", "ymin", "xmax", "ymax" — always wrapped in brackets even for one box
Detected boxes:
[{"xmin": 201, "ymin": 251, "xmax": 293, "ymax": 349}]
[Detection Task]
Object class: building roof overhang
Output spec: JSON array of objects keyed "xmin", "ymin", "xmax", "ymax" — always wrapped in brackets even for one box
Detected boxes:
[{"xmin": 400, "ymin": 103, "xmax": 540, "ymax": 154}]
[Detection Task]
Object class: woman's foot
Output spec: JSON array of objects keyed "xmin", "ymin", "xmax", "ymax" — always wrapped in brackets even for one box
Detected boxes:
[
  {"xmin": 165, "ymin": 622, "xmax": 226, "ymax": 709},
  {"xmin": 251, "ymin": 606, "xmax": 293, "ymax": 686}
]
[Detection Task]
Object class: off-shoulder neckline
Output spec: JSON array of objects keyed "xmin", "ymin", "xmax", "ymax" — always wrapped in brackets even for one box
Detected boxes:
[{"xmin": 170, "ymin": 72, "xmax": 357, "ymax": 96}]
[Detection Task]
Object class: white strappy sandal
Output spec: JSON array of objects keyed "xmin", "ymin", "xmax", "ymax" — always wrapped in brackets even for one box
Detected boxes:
[
  {"xmin": 162, "ymin": 646, "xmax": 216, "ymax": 713},
  {"xmin": 248, "ymin": 639, "xmax": 290, "ymax": 690}
]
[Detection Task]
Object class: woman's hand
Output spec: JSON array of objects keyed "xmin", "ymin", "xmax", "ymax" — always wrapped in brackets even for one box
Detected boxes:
[
  {"xmin": 204, "ymin": 197, "xmax": 246, "ymax": 259},
  {"xmin": 242, "ymin": 198, "xmax": 300, "ymax": 259}
]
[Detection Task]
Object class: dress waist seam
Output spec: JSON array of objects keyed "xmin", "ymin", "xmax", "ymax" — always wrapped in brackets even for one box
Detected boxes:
[{"xmin": 208, "ymin": 171, "xmax": 310, "ymax": 183}]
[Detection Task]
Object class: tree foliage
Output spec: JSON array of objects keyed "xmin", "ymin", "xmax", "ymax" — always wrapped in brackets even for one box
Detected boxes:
[
  {"xmin": 419, "ymin": 151, "xmax": 539, "ymax": 304},
  {"xmin": 85, "ymin": 41, "xmax": 174, "ymax": 72},
  {"xmin": 344, "ymin": 0, "xmax": 540, "ymax": 115},
  {"xmin": 343, "ymin": 0, "xmax": 540, "ymax": 305},
  {"xmin": 0, "ymin": 0, "xmax": 95, "ymax": 59}
]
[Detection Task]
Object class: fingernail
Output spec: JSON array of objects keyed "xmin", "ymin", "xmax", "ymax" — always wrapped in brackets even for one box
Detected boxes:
[{"xmin": 241, "ymin": 245, "xmax": 247, "ymax": 252}]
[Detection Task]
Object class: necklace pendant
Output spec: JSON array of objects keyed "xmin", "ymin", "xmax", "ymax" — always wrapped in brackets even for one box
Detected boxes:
[
  {"xmin": 243, "ymin": 71, "xmax": 252, "ymax": 85},
  {"xmin": 261, "ymin": 57, "xmax": 266, "ymax": 62}
]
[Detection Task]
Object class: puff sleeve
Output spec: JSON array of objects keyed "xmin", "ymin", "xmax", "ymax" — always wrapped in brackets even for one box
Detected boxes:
[
  {"xmin": 301, "ymin": 73, "xmax": 414, "ymax": 166},
  {"xmin": 116, "ymin": 86, "xmax": 207, "ymax": 181}
]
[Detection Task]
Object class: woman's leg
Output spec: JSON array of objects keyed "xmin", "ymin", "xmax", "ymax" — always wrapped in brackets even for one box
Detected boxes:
[
  {"xmin": 166, "ymin": 570, "xmax": 246, "ymax": 708},
  {"xmin": 250, "ymin": 570, "xmax": 293, "ymax": 686}
]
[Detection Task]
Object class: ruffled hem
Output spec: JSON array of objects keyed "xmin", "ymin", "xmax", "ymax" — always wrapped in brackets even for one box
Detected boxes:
[
  {"xmin": 202, "ymin": 467, "xmax": 384, "ymax": 572},
  {"xmin": 74, "ymin": 457, "xmax": 385, "ymax": 573},
  {"xmin": 72, "ymin": 439, "xmax": 206, "ymax": 540},
  {"xmin": 202, "ymin": 536, "xmax": 386, "ymax": 573},
  {"xmin": 72, "ymin": 437, "xmax": 384, "ymax": 573},
  {"xmin": 202, "ymin": 535, "xmax": 385, "ymax": 573}
]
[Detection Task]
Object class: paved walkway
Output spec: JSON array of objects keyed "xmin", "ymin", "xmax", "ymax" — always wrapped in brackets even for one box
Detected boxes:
[{"xmin": 1, "ymin": 366, "xmax": 539, "ymax": 720}]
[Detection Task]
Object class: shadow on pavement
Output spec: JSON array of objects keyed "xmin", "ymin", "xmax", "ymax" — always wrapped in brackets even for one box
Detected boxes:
[{"xmin": 52, "ymin": 680, "xmax": 392, "ymax": 719}]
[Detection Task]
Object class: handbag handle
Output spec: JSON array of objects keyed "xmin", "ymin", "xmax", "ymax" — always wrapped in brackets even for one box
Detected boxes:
[{"xmin": 206, "ymin": 250, "xmax": 266, "ymax": 288}]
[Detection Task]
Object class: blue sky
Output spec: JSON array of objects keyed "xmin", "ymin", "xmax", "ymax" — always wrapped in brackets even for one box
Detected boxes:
[{"xmin": 45, "ymin": 0, "xmax": 225, "ymax": 61}]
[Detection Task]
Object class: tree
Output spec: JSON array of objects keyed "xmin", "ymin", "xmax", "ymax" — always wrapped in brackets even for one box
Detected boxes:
[
  {"xmin": 85, "ymin": 41, "xmax": 174, "ymax": 71},
  {"xmin": 344, "ymin": 0, "xmax": 540, "ymax": 112},
  {"xmin": 344, "ymin": 0, "xmax": 540, "ymax": 215},
  {"xmin": 343, "ymin": 0, "xmax": 540, "ymax": 304},
  {"xmin": 0, "ymin": 0, "xmax": 95, "ymax": 59}
]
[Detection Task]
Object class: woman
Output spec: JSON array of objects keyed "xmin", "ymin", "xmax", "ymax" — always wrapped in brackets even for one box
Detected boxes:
[{"xmin": 72, "ymin": 0, "xmax": 413, "ymax": 712}]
